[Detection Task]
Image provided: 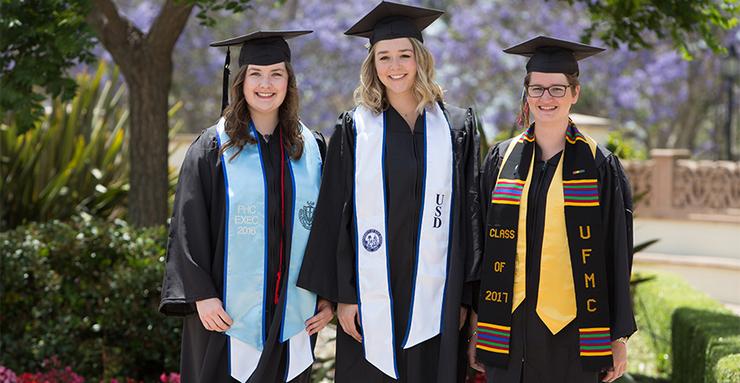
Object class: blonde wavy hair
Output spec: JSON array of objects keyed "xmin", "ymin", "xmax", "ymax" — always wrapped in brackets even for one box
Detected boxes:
[{"xmin": 353, "ymin": 38, "xmax": 444, "ymax": 114}]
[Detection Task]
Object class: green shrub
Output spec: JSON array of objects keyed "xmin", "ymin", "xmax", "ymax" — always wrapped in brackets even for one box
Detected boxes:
[
  {"xmin": 672, "ymin": 308, "xmax": 740, "ymax": 383},
  {"xmin": 631, "ymin": 272, "xmax": 740, "ymax": 382},
  {"xmin": 713, "ymin": 354, "xmax": 740, "ymax": 383},
  {"xmin": 0, "ymin": 216, "xmax": 180, "ymax": 380},
  {"xmin": 631, "ymin": 272, "xmax": 728, "ymax": 376},
  {"xmin": 606, "ymin": 130, "xmax": 647, "ymax": 160}
]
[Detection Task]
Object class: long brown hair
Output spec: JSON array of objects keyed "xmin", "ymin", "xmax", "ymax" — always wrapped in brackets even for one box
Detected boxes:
[
  {"xmin": 353, "ymin": 38, "xmax": 444, "ymax": 115},
  {"xmin": 517, "ymin": 72, "xmax": 580, "ymax": 128},
  {"xmin": 220, "ymin": 62, "xmax": 303, "ymax": 161}
]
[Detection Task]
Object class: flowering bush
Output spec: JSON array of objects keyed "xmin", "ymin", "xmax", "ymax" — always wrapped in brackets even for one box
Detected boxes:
[
  {"xmin": 0, "ymin": 217, "xmax": 180, "ymax": 380},
  {"xmin": 0, "ymin": 366, "xmax": 18, "ymax": 383},
  {"xmin": 0, "ymin": 363, "xmax": 179, "ymax": 383},
  {"xmin": 10, "ymin": 357, "xmax": 84, "ymax": 383},
  {"xmin": 159, "ymin": 373, "xmax": 180, "ymax": 383}
]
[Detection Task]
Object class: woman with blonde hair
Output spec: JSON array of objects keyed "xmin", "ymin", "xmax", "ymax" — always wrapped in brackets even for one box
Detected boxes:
[
  {"xmin": 160, "ymin": 30, "xmax": 333, "ymax": 383},
  {"xmin": 298, "ymin": 2, "xmax": 482, "ymax": 382}
]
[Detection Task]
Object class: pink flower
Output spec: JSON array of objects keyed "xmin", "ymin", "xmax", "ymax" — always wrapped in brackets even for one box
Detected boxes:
[{"xmin": 0, "ymin": 365, "xmax": 19, "ymax": 383}]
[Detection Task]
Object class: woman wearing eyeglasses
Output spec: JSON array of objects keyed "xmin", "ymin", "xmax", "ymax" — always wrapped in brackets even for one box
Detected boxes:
[{"xmin": 468, "ymin": 36, "xmax": 636, "ymax": 383}]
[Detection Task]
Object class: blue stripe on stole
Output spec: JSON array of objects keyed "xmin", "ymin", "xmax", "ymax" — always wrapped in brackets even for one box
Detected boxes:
[
  {"xmin": 250, "ymin": 122, "xmax": 270, "ymax": 345},
  {"xmin": 381, "ymin": 111, "xmax": 400, "ymax": 377},
  {"xmin": 403, "ymin": 109, "xmax": 427, "ymax": 348},
  {"xmin": 439, "ymin": 108, "xmax": 455, "ymax": 333},
  {"xmin": 564, "ymin": 189, "xmax": 599, "ymax": 195},
  {"xmin": 477, "ymin": 333, "xmax": 509, "ymax": 343},
  {"xmin": 215, "ymin": 129, "xmax": 232, "ymax": 375},
  {"xmin": 495, "ymin": 187, "xmax": 524, "ymax": 194}
]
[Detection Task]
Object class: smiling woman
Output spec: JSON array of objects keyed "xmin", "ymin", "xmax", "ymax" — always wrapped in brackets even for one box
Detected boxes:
[
  {"xmin": 354, "ymin": 35, "xmax": 443, "ymax": 124},
  {"xmin": 244, "ymin": 64, "xmax": 288, "ymax": 115},
  {"xmin": 296, "ymin": 2, "xmax": 482, "ymax": 383},
  {"xmin": 160, "ymin": 30, "xmax": 334, "ymax": 383},
  {"xmin": 221, "ymin": 59, "xmax": 302, "ymax": 161},
  {"xmin": 518, "ymin": 72, "xmax": 581, "ymax": 134},
  {"xmin": 472, "ymin": 36, "xmax": 637, "ymax": 383}
]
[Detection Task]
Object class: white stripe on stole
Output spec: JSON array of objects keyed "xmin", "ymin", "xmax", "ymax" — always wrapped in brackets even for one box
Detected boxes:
[
  {"xmin": 353, "ymin": 103, "xmax": 454, "ymax": 379},
  {"xmin": 216, "ymin": 118, "xmax": 320, "ymax": 382}
]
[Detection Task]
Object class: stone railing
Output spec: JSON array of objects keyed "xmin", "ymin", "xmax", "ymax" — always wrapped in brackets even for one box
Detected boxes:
[{"xmin": 622, "ymin": 149, "xmax": 740, "ymax": 223}]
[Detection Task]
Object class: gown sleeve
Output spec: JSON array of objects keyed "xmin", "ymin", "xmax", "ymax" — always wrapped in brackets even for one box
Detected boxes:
[
  {"xmin": 298, "ymin": 112, "xmax": 358, "ymax": 304},
  {"xmin": 598, "ymin": 152, "xmax": 637, "ymax": 340},
  {"xmin": 460, "ymin": 108, "xmax": 483, "ymax": 307},
  {"xmin": 464, "ymin": 108, "xmax": 483, "ymax": 282},
  {"xmin": 471, "ymin": 142, "xmax": 504, "ymax": 313},
  {"xmin": 159, "ymin": 131, "xmax": 220, "ymax": 316}
]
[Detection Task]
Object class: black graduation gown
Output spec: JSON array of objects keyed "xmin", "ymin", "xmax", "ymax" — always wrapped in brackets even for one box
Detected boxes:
[
  {"xmin": 297, "ymin": 104, "xmax": 483, "ymax": 383},
  {"xmin": 159, "ymin": 124, "xmax": 326, "ymax": 383},
  {"xmin": 478, "ymin": 139, "xmax": 637, "ymax": 383}
]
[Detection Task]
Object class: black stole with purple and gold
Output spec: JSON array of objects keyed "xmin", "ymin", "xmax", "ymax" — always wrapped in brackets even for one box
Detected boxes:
[{"xmin": 476, "ymin": 124, "xmax": 613, "ymax": 372}]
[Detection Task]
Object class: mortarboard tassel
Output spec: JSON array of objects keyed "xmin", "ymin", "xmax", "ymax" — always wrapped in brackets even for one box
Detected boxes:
[{"xmin": 220, "ymin": 47, "xmax": 231, "ymax": 114}]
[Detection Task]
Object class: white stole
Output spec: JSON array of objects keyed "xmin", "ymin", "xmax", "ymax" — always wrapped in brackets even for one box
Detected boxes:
[{"xmin": 353, "ymin": 103, "xmax": 454, "ymax": 379}]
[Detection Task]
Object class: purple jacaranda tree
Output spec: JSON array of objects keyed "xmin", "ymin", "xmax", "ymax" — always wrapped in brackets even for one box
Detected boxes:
[{"xmin": 131, "ymin": 0, "xmax": 736, "ymax": 156}]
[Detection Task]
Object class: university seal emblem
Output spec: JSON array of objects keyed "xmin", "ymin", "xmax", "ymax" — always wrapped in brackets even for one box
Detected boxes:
[
  {"xmin": 299, "ymin": 201, "xmax": 315, "ymax": 230},
  {"xmin": 362, "ymin": 229, "xmax": 382, "ymax": 252}
]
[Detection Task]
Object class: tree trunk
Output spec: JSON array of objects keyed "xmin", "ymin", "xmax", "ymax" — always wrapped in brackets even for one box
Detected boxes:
[
  {"xmin": 126, "ymin": 54, "xmax": 172, "ymax": 226},
  {"xmin": 670, "ymin": 58, "xmax": 716, "ymax": 152},
  {"xmin": 87, "ymin": 0, "xmax": 193, "ymax": 226}
]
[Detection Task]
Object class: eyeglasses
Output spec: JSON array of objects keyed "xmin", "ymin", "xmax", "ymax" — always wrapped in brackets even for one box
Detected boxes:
[{"xmin": 526, "ymin": 84, "xmax": 572, "ymax": 98}]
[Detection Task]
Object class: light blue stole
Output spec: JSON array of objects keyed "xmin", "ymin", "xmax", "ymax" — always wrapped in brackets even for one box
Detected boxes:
[{"xmin": 215, "ymin": 118, "xmax": 321, "ymax": 382}]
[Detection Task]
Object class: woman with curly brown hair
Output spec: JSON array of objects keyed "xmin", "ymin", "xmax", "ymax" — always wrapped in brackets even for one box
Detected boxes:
[
  {"xmin": 297, "ymin": 2, "xmax": 482, "ymax": 382},
  {"xmin": 159, "ymin": 30, "xmax": 333, "ymax": 383}
]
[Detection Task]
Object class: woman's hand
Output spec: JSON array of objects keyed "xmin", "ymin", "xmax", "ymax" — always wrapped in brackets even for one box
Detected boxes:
[
  {"xmin": 337, "ymin": 303, "xmax": 362, "ymax": 343},
  {"xmin": 467, "ymin": 310, "xmax": 484, "ymax": 372},
  {"xmin": 602, "ymin": 340, "xmax": 628, "ymax": 382},
  {"xmin": 195, "ymin": 298, "xmax": 233, "ymax": 332},
  {"xmin": 305, "ymin": 298, "xmax": 334, "ymax": 336}
]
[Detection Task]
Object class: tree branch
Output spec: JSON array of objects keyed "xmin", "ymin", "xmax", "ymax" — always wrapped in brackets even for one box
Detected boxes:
[
  {"xmin": 147, "ymin": 0, "xmax": 194, "ymax": 55},
  {"xmin": 86, "ymin": 0, "xmax": 145, "ymax": 66}
]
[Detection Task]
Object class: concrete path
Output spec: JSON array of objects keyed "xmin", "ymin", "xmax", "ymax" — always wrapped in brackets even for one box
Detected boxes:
[{"xmin": 634, "ymin": 252, "xmax": 740, "ymax": 315}]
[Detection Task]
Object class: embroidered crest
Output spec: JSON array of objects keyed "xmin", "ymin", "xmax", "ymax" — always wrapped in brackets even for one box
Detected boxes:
[
  {"xmin": 362, "ymin": 229, "xmax": 382, "ymax": 252},
  {"xmin": 299, "ymin": 201, "xmax": 315, "ymax": 230}
]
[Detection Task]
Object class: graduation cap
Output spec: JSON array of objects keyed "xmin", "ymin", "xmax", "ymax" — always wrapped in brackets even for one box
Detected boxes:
[
  {"xmin": 344, "ymin": 1, "xmax": 444, "ymax": 45},
  {"xmin": 503, "ymin": 35, "xmax": 605, "ymax": 76},
  {"xmin": 210, "ymin": 30, "xmax": 312, "ymax": 113}
]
